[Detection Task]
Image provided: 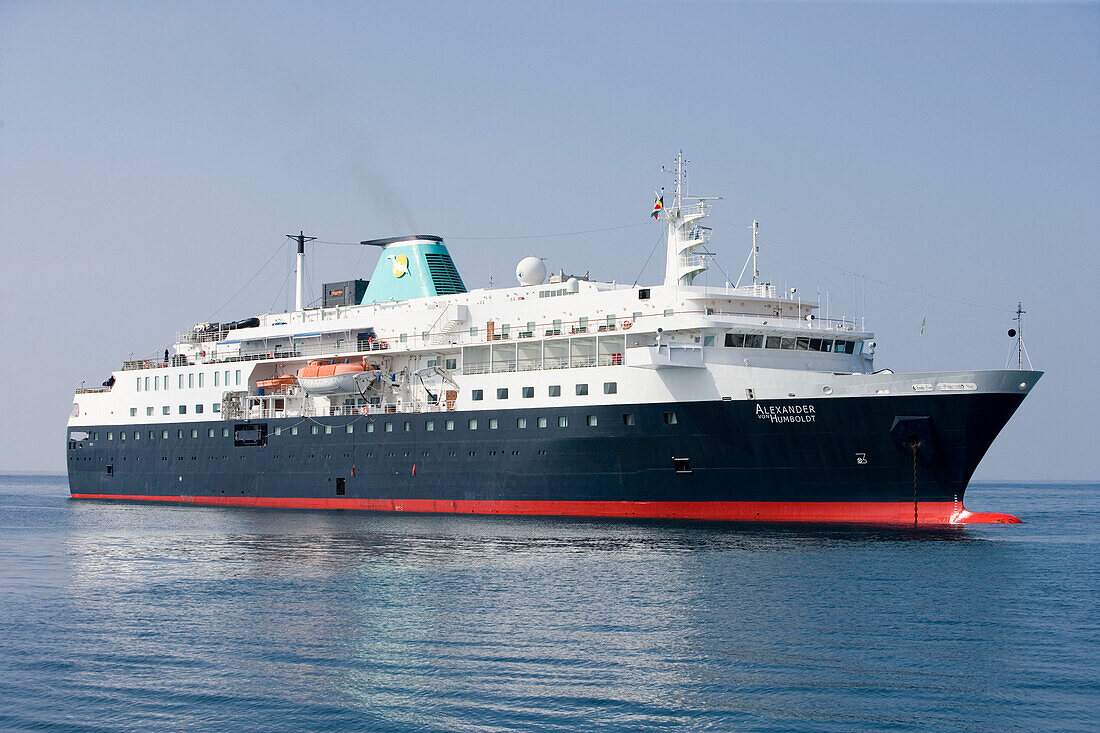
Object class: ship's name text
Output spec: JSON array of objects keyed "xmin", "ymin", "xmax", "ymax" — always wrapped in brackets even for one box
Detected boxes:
[{"xmin": 755, "ymin": 403, "xmax": 816, "ymax": 424}]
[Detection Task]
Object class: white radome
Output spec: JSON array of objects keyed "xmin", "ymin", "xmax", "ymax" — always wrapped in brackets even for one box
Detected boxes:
[{"xmin": 516, "ymin": 256, "xmax": 547, "ymax": 286}]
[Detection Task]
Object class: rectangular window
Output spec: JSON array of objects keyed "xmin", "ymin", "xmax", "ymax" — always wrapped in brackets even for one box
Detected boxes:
[
  {"xmin": 549, "ymin": 385, "xmax": 561, "ymax": 397},
  {"xmin": 208, "ymin": 428, "xmax": 215, "ymax": 438},
  {"xmin": 119, "ymin": 431, "xmax": 126, "ymax": 441},
  {"xmin": 703, "ymin": 335, "xmax": 715, "ymax": 347},
  {"xmin": 472, "ymin": 389, "xmax": 484, "ymax": 401},
  {"xmin": 107, "ymin": 432, "xmax": 114, "ymax": 441},
  {"xmin": 177, "ymin": 429, "xmax": 184, "ymax": 438},
  {"xmin": 162, "ymin": 430, "xmax": 169, "ymax": 439},
  {"xmin": 385, "ymin": 423, "xmax": 393, "ymax": 432},
  {"xmin": 575, "ymin": 384, "xmax": 588, "ymax": 396},
  {"xmin": 663, "ymin": 411, "xmax": 678, "ymax": 425},
  {"xmin": 445, "ymin": 420, "xmax": 455, "ymax": 431},
  {"xmin": 470, "ymin": 326, "xmax": 479, "ymax": 338},
  {"xmin": 489, "ymin": 418, "xmax": 498, "ymax": 429},
  {"xmin": 497, "ymin": 388, "xmax": 508, "ymax": 399},
  {"xmin": 664, "ymin": 308, "xmax": 674, "ymax": 317},
  {"xmin": 198, "ymin": 373, "xmax": 204, "ymax": 388},
  {"xmin": 188, "ymin": 373, "xmax": 194, "ymax": 389},
  {"xmin": 425, "ymin": 421, "xmax": 434, "ymax": 432},
  {"xmin": 148, "ymin": 430, "xmax": 155, "ymax": 439},
  {"xmin": 766, "ymin": 336, "xmax": 782, "ymax": 349},
  {"xmin": 517, "ymin": 417, "xmax": 527, "ymax": 428},
  {"xmin": 146, "ymin": 407, "xmax": 154, "ymax": 416},
  {"xmin": 162, "ymin": 406, "xmax": 170, "ymax": 415},
  {"xmin": 674, "ymin": 457, "xmax": 692, "ymax": 474},
  {"xmin": 468, "ymin": 419, "xmax": 478, "ymax": 430},
  {"xmin": 537, "ymin": 417, "xmax": 548, "ymax": 428},
  {"xmin": 164, "ymin": 376, "xmax": 169, "ymax": 392},
  {"xmin": 633, "ymin": 311, "xmax": 642, "ymax": 321},
  {"xmin": 586, "ymin": 415, "xmax": 597, "ymax": 426},
  {"xmin": 367, "ymin": 424, "xmax": 374, "ymax": 433},
  {"xmin": 134, "ymin": 431, "xmax": 140, "ymax": 440},
  {"xmin": 403, "ymin": 421, "xmax": 411, "ymax": 432},
  {"xmin": 191, "ymin": 429, "xmax": 198, "ymax": 438},
  {"xmin": 195, "ymin": 404, "xmax": 203, "ymax": 414},
  {"xmin": 399, "ymin": 333, "xmax": 407, "ymax": 343},
  {"xmin": 445, "ymin": 358, "xmax": 457, "ymax": 370},
  {"xmin": 558, "ymin": 416, "xmax": 568, "ymax": 428},
  {"xmin": 235, "ymin": 370, "xmax": 241, "ymax": 386},
  {"xmin": 623, "ymin": 413, "xmax": 636, "ymax": 426},
  {"xmin": 224, "ymin": 370, "xmax": 230, "ymax": 385},
  {"xmin": 603, "ymin": 382, "xmax": 617, "ymax": 395},
  {"xmin": 178, "ymin": 375, "xmax": 184, "ymax": 389},
  {"xmin": 144, "ymin": 376, "xmax": 150, "ymax": 391},
  {"xmin": 607, "ymin": 314, "xmax": 616, "ymax": 328},
  {"xmin": 311, "ymin": 425, "xmax": 319, "ymax": 435},
  {"xmin": 154, "ymin": 376, "xmax": 159, "ymax": 391},
  {"xmin": 522, "ymin": 386, "xmax": 534, "ymax": 398},
  {"xmin": 291, "ymin": 426, "xmax": 298, "ymax": 435},
  {"xmin": 274, "ymin": 427, "xmax": 282, "ymax": 436},
  {"xmin": 214, "ymin": 372, "xmax": 220, "ymax": 387},
  {"xmin": 346, "ymin": 424, "xmax": 354, "ymax": 434},
  {"xmin": 179, "ymin": 405, "xmax": 187, "ymax": 414},
  {"xmin": 136, "ymin": 378, "xmax": 141, "ymax": 392},
  {"xmin": 325, "ymin": 425, "xmax": 333, "ymax": 434},
  {"xmin": 129, "ymin": 407, "xmax": 137, "ymax": 417},
  {"xmin": 578, "ymin": 316, "xmax": 588, "ymax": 332},
  {"xmin": 213, "ymin": 404, "xmax": 220, "ymax": 413}
]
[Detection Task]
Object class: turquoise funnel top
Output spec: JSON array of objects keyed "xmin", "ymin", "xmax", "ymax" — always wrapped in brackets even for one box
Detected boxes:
[{"xmin": 359, "ymin": 235, "xmax": 467, "ymax": 304}]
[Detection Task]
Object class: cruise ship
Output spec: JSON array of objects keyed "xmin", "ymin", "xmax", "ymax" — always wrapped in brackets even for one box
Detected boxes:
[{"xmin": 66, "ymin": 155, "xmax": 1041, "ymax": 525}]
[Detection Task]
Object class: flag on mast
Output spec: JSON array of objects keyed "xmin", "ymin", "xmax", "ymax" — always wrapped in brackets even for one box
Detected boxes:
[
  {"xmin": 651, "ymin": 189, "xmax": 664, "ymax": 219},
  {"xmin": 920, "ymin": 312, "xmax": 927, "ymax": 335}
]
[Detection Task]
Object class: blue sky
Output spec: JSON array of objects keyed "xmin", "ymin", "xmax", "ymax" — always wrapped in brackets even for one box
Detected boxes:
[{"xmin": 2, "ymin": 1, "xmax": 1097, "ymax": 480}]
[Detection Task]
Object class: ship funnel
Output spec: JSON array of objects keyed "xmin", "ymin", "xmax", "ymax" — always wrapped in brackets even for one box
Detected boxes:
[{"xmin": 359, "ymin": 235, "xmax": 467, "ymax": 304}]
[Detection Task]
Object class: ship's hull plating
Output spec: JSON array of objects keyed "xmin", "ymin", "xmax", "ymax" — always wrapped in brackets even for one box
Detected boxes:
[{"xmin": 67, "ymin": 393, "xmax": 1027, "ymax": 525}]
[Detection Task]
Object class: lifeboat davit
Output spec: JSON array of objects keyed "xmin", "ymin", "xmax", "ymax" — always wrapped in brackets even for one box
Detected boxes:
[{"xmin": 295, "ymin": 359, "xmax": 377, "ymax": 395}]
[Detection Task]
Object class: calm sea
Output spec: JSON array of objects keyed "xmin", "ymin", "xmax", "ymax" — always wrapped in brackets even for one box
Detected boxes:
[{"xmin": 0, "ymin": 475, "xmax": 1096, "ymax": 732}]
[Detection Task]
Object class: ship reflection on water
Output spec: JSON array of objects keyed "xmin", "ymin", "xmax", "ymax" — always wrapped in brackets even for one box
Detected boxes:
[{"xmin": 0, "ymin": 476, "xmax": 1084, "ymax": 731}]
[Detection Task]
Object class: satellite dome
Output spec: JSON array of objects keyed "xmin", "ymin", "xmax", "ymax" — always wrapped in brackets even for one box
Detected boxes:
[{"xmin": 516, "ymin": 257, "xmax": 546, "ymax": 286}]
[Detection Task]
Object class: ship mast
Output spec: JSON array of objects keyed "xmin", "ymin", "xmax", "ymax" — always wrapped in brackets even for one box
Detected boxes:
[
  {"xmin": 661, "ymin": 151, "xmax": 719, "ymax": 288},
  {"xmin": 287, "ymin": 231, "xmax": 316, "ymax": 312}
]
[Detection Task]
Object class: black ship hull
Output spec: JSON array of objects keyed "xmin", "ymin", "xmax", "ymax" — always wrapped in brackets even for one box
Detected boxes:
[{"xmin": 67, "ymin": 393, "xmax": 1027, "ymax": 525}]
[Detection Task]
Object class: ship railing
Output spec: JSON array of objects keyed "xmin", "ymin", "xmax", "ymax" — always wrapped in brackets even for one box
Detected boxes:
[
  {"xmin": 75, "ymin": 387, "xmax": 112, "ymax": 394},
  {"xmin": 326, "ymin": 402, "xmax": 448, "ymax": 417}
]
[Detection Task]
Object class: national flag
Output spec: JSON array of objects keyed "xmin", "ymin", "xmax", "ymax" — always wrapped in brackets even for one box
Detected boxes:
[
  {"xmin": 920, "ymin": 312, "xmax": 927, "ymax": 335},
  {"xmin": 651, "ymin": 189, "xmax": 664, "ymax": 219}
]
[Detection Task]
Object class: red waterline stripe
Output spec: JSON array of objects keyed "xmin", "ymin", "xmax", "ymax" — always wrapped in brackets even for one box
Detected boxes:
[{"xmin": 69, "ymin": 494, "xmax": 1020, "ymax": 525}]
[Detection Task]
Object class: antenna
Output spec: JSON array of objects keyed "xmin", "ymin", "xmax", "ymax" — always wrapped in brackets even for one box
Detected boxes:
[
  {"xmin": 751, "ymin": 220, "xmax": 760, "ymax": 288},
  {"xmin": 1008, "ymin": 301, "xmax": 1033, "ymax": 370},
  {"xmin": 286, "ymin": 231, "xmax": 316, "ymax": 312}
]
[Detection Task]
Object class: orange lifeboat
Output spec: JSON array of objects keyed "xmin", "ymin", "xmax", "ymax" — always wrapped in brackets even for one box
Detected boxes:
[
  {"xmin": 256, "ymin": 375, "xmax": 297, "ymax": 390},
  {"xmin": 295, "ymin": 358, "xmax": 377, "ymax": 395}
]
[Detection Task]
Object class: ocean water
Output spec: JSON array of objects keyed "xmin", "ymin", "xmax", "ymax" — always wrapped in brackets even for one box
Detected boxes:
[{"xmin": 0, "ymin": 475, "xmax": 1095, "ymax": 732}]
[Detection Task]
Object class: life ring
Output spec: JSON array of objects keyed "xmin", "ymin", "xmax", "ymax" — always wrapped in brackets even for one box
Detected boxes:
[{"xmin": 622, "ymin": 319, "xmax": 633, "ymax": 330}]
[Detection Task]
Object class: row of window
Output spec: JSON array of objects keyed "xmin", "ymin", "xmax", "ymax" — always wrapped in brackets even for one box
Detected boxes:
[
  {"xmin": 129, "ymin": 404, "xmax": 222, "ymax": 417},
  {"xmin": 469, "ymin": 315, "xmax": 643, "ymax": 340},
  {"xmin": 91, "ymin": 411, "xmax": 679, "ymax": 442},
  {"xmin": 724, "ymin": 333, "xmax": 860, "ymax": 354},
  {"xmin": 472, "ymin": 382, "xmax": 617, "ymax": 401},
  {"xmin": 136, "ymin": 370, "xmax": 243, "ymax": 393}
]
